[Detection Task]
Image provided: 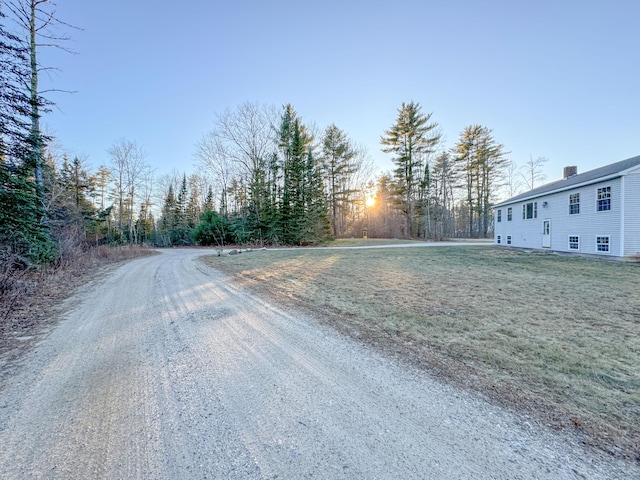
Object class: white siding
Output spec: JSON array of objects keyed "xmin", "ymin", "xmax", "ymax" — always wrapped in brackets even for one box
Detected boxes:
[
  {"xmin": 623, "ymin": 167, "xmax": 640, "ymax": 256},
  {"xmin": 494, "ymin": 178, "xmax": 624, "ymax": 256}
]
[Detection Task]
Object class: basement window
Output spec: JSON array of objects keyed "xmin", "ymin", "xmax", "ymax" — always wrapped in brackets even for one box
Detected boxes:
[
  {"xmin": 506, "ymin": 235, "xmax": 512, "ymax": 245},
  {"xmin": 596, "ymin": 236, "xmax": 610, "ymax": 253},
  {"xmin": 569, "ymin": 236, "xmax": 579, "ymax": 250},
  {"xmin": 496, "ymin": 235, "xmax": 501, "ymax": 244}
]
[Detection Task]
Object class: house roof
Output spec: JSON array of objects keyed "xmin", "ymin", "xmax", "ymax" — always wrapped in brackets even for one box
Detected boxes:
[{"xmin": 494, "ymin": 154, "xmax": 640, "ymax": 207}]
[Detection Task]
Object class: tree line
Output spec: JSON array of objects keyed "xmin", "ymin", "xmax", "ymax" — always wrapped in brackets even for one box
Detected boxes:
[
  {"xmin": 152, "ymin": 101, "xmax": 537, "ymax": 246},
  {"xmin": 1, "ymin": 2, "xmax": 550, "ymax": 267}
]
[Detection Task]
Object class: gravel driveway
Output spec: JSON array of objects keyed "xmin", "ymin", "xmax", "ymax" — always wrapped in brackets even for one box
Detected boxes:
[{"xmin": 0, "ymin": 248, "xmax": 636, "ymax": 479}]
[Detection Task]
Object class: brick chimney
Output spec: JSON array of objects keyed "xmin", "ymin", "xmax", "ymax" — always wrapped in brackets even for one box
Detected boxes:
[{"xmin": 563, "ymin": 166, "xmax": 578, "ymax": 179}]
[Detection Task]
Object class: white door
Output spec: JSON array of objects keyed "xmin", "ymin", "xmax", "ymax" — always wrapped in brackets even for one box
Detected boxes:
[{"xmin": 542, "ymin": 220, "xmax": 551, "ymax": 248}]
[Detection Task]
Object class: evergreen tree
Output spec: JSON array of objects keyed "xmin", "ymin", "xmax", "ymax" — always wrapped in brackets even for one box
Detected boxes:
[
  {"xmin": 203, "ymin": 185, "xmax": 214, "ymax": 212},
  {"xmin": 278, "ymin": 104, "xmax": 313, "ymax": 245},
  {"xmin": 0, "ymin": 156, "xmax": 54, "ymax": 261},
  {"xmin": 6, "ymin": 0, "xmax": 71, "ymax": 197},
  {"xmin": 158, "ymin": 184, "xmax": 176, "ymax": 246},
  {"xmin": 247, "ymin": 156, "xmax": 273, "ymax": 245},
  {"xmin": 192, "ymin": 210, "xmax": 232, "ymax": 247},
  {"xmin": 453, "ymin": 125, "xmax": 508, "ymax": 237},
  {"xmin": 304, "ymin": 150, "xmax": 332, "ymax": 242},
  {"xmin": 0, "ymin": 6, "xmax": 54, "ymax": 262},
  {"xmin": 135, "ymin": 203, "xmax": 153, "ymax": 244},
  {"xmin": 45, "ymin": 155, "xmax": 99, "ymax": 252},
  {"xmin": 175, "ymin": 173, "xmax": 189, "ymax": 243},
  {"xmin": 431, "ymin": 152, "xmax": 456, "ymax": 239},
  {"xmin": 381, "ymin": 102, "xmax": 441, "ymax": 237},
  {"xmin": 320, "ymin": 124, "xmax": 357, "ymax": 237}
]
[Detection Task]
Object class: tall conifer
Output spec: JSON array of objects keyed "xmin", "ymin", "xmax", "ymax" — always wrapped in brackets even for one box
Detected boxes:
[{"xmin": 381, "ymin": 102, "xmax": 441, "ymax": 237}]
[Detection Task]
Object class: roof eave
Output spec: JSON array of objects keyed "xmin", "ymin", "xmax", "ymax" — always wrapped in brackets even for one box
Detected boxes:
[{"xmin": 493, "ymin": 172, "xmax": 624, "ymax": 208}]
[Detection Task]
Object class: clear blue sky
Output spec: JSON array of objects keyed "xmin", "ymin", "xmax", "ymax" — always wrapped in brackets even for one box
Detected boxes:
[{"xmin": 39, "ymin": 0, "xmax": 640, "ymax": 188}]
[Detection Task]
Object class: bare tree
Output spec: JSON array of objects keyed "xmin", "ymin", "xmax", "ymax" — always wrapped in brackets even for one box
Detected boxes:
[
  {"xmin": 520, "ymin": 155, "xmax": 548, "ymax": 190},
  {"xmin": 194, "ymin": 132, "xmax": 237, "ymax": 215},
  {"xmin": 154, "ymin": 169, "xmax": 182, "ymax": 210},
  {"xmin": 497, "ymin": 160, "xmax": 523, "ymax": 198},
  {"xmin": 213, "ymin": 102, "xmax": 275, "ymax": 178},
  {"xmin": 108, "ymin": 139, "xmax": 149, "ymax": 243}
]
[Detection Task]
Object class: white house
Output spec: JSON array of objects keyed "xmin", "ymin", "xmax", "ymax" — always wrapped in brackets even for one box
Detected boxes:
[{"xmin": 493, "ymin": 155, "xmax": 640, "ymax": 257}]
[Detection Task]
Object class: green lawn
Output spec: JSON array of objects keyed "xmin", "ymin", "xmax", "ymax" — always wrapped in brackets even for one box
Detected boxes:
[{"xmin": 203, "ymin": 245, "xmax": 640, "ymax": 460}]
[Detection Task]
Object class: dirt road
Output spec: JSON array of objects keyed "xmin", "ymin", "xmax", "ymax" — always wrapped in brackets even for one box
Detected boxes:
[{"xmin": 0, "ymin": 249, "xmax": 636, "ymax": 479}]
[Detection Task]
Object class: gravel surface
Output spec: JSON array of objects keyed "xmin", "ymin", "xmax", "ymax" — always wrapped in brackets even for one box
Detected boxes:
[{"xmin": 0, "ymin": 248, "xmax": 637, "ymax": 479}]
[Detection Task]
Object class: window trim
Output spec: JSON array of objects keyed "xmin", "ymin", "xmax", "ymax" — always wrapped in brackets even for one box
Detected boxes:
[
  {"xmin": 497, "ymin": 209, "xmax": 502, "ymax": 222},
  {"xmin": 569, "ymin": 193, "xmax": 580, "ymax": 215},
  {"xmin": 507, "ymin": 207, "xmax": 512, "ymax": 221},
  {"xmin": 596, "ymin": 235, "xmax": 610, "ymax": 253},
  {"xmin": 506, "ymin": 235, "xmax": 512, "ymax": 245},
  {"xmin": 522, "ymin": 201, "xmax": 537, "ymax": 220},
  {"xmin": 568, "ymin": 235, "xmax": 580, "ymax": 250},
  {"xmin": 597, "ymin": 186, "xmax": 611, "ymax": 212}
]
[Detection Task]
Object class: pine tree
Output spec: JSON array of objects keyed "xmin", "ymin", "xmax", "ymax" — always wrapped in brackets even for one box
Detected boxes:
[
  {"xmin": 381, "ymin": 102, "xmax": 441, "ymax": 237},
  {"xmin": 320, "ymin": 124, "xmax": 357, "ymax": 238},
  {"xmin": 431, "ymin": 152, "xmax": 456, "ymax": 239},
  {"xmin": 453, "ymin": 125, "xmax": 508, "ymax": 237}
]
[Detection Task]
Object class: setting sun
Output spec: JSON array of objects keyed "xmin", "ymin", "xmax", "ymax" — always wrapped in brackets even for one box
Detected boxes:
[{"xmin": 365, "ymin": 196, "xmax": 375, "ymax": 208}]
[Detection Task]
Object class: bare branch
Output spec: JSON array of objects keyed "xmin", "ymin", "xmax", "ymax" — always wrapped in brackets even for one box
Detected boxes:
[{"xmin": 520, "ymin": 155, "xmax": 548, "ymax": 190}]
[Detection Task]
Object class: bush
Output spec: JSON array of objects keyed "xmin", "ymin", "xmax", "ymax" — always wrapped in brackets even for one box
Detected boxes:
[{"xmin": 192, "ymin": 211, "xmax": 233, "ymax": 246}]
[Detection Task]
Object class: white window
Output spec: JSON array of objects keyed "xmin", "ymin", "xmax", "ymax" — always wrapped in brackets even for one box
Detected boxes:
[
  {"xmin": 497, "ymin": 209, "xmax": 502, "ymax": 222},
  {"xmin": 522, "ymin": 202, "xmax": 537, "ymax": 219},
  {"xmin": 506, "ymin": 235, "xmax": 512, "ymax": 245},
  {"xmin": 496, "ymin": 235, "xmax": 501, "ymax": 244},
  {"xmin": 596, "ymin": 236, "xmax": 610, "ymax": 253},
  {"xmin": 569, "ymin": 236, "xmax": 579, "ymax": 250},
  {"xmin": 507, "ymin": 207, "xmax": 512, "ymax": 221},
  {"xmin": 597, "ymin": 187, "xmax": 611, "ymax": 211},
  {"xmin": 569, "ymin": 193, "xmax": 580, "ymax": 215}
]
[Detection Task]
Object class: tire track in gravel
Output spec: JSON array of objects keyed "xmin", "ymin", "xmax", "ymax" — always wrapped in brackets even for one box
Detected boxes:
[{"xmin": 0, "ymin": 248, "xmax": 637, "ymax": 479}]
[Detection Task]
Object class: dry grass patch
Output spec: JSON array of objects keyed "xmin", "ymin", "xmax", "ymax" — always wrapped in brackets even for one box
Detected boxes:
[{"xmin": 203, "ymin": 245, "xmax": 640, "ymax": 462}]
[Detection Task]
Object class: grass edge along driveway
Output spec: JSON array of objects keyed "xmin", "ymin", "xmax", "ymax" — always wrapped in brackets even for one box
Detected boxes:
[{"xmin": 203, "ymin": 244, "xmax": 640, "ymax": 463}]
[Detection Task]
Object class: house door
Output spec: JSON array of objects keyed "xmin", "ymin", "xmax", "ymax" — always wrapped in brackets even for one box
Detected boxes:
[{"xmin": 542, "ymin": 220, "xmax": 551, "ymax": 248}]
